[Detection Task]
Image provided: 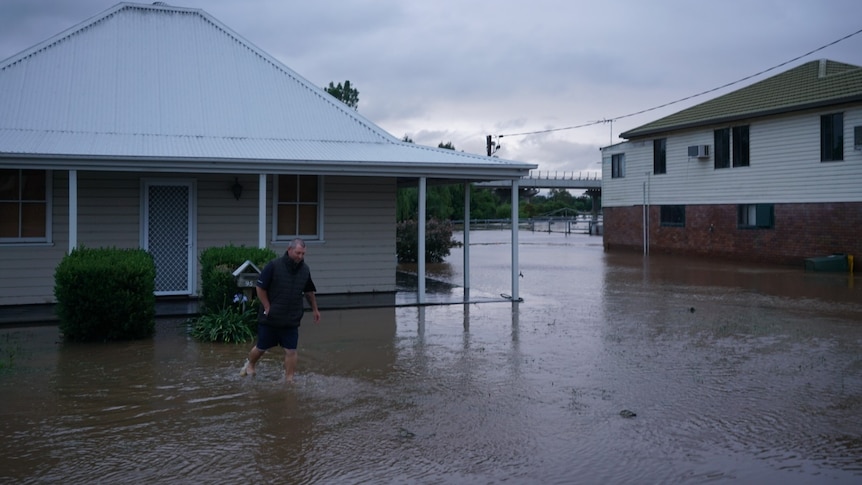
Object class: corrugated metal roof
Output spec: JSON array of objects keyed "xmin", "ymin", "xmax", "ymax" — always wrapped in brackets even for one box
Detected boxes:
[
  {"xmin": 620, "ymin": 59, "xmax": 862, "ymax": 140},
  {"xmin": 0, "ymin": 2, "xmax": 535, "ymax": 178}
]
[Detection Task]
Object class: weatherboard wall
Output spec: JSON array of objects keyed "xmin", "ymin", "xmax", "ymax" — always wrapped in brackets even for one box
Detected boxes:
[
  {"xmin": 601, "ymin": 105, "xmax": 862, "ymax": 207},
  {"xmin": 0, "ymin": 172, "xmax": 398, "ymax": 307}
]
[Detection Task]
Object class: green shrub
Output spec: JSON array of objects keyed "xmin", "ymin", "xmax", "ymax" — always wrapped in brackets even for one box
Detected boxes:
[
  {"xmin": 396, "ymin": 218, "xmax": 461, "ymax": 263},
  {"xmin": 189, "ymin": 295, "xmax": 257, "ymax": 343},
  {"xmin": 54, "ymin": 246, "xmax": 156, "ymax": 342},
  {"xmin": 199, "ymin": 245, "xmax": 277, "ymax": 313},
  {"xmin": 191, "ymin": 244, "xmax": 275, "ymax": 344}
]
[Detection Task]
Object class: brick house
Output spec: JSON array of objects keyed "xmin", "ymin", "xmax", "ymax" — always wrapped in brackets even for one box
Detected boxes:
[{"xmin": 600, "ymin": 59, "xmax": 862, "ymax": 266}]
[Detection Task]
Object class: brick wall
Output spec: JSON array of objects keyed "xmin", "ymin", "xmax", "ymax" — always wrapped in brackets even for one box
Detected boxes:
[{"xmin": 603, "ymin": 202, "xmax": 862, "ymax": 265}]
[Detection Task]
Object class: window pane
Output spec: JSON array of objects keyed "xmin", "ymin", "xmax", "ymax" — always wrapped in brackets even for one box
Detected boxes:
[
  {"xmin": 277, "ymin": 204, "xmax": 297, "ymax": 235},
  {"xmin": 278, "ymin": 175, "xmax": 298, "ymax": 202},
  {"xmin": 21, "ymin": 170, "xmax": 46, "ymax": 200},
  {"xmin": 0, "ymin": 170, "xmax": 18, "ymax": 200},
  {"xmin": 831, "ymin": 113, "xmax": 844, "ymax": 160},
  {"xmin": 0, "ymin": 202, "xmax": 18, "ymax": 237},
  {"xmin": 21, "ymin": 203, "xmax": 46, "ymax": 237},
  {"xmin": 660, "ymin": 205, "xmax": 685, "ymax": 226},
  {"xmin": 298, "ymin": 175, "xmax": 318, "ymax": 203},
  {"xmin": 714, "ymin": 128, "xmax": 730, "ymax": 169},
  {"xmin": 276, "ymin": 175, "xmax": 320, "ymax": 239},
  {"xmin": 0, "ymin": 170, "xmax": 48, "ymax": 240},
  {"xmin": 298, "ymin": 205, "xmax": 317, "ymax": 235},
  {"xmin": 732, "ymin": 126, "xmax": 749, "ymax": 167},
  {"xmin": 745, "ymin": 205, "xmax": 756, "ymax": 225},
  {"xmin": 611, "ymin": 154, "xmax": 625, "ymax": 178},
  {"xmin": 738, "ymin": 204, "xmax": 773, "ymax": 228},
  {"xmin": 653, "ymin": 139, "xmax": 666, "ymax": 174},
  {"xmin": 821, "ymin": 115, "xmax": 831, "ymax": 160},
  {"xmin": 821, "ymin": 113, "xmax": 844, "ymax": 161},
  {"xmin": 755, "ymin": 204, "xmax": 773, "ymax": 228}
]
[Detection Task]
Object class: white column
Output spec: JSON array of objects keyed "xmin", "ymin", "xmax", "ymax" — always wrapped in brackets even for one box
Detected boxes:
[
  {"xmin": 418, "ymin": 177, "xmax": 427, "ymax": 304},
  {"xmin": 511, "ymin": 179, "xmax": 519, "ymax": 301},
  {"xmin": 463, "ymin": 182, "xmax": 470, "ymax": 291},
  {"xmin": 68, "ymin": 170, "xmax": 77, "ymax": 253},
  {"xmin": 259, "ymin": 174, "xmax": 267, "ymax": 248}
]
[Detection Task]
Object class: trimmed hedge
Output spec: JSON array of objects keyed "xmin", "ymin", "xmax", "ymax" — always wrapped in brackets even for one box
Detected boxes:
[{"xmin": 54, "ymin": 247, "xmax": 156, "ymax": 342}]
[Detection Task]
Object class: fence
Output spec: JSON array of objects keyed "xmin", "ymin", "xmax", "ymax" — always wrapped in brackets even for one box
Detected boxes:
[{"xmin": 451, "ymin": 216, "xmax": 603, "ymax": 235}]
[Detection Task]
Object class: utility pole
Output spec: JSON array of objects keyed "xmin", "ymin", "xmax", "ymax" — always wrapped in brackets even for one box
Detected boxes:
[{"xmin": 486, "ymin": 135, "xmax": 500, "ymax": 156}]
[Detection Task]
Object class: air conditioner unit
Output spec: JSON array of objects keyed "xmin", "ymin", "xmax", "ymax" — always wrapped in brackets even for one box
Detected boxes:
[{"xmin": 687, "ymin": 144, "xmax": 710, "ymax": 159}]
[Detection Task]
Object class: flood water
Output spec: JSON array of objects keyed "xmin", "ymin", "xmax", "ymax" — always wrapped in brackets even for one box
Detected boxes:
[{"xmin": 1, "ymin": 230, "xmax": 861, "ymax": 484}]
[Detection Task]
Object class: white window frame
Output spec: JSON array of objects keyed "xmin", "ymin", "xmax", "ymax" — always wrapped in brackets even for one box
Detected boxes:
[
  {"xmin": 272, "ymin": 174, "xmax": 323, "ymax": 241},
  {"xmin": 0, "ymin": 169, "xmax": 53, "ymax": 245}
]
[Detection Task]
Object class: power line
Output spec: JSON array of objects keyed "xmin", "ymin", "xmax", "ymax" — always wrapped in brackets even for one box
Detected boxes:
[{"xmin": 496, "ymin": 26, "xmax": 862, "ymax": 140}]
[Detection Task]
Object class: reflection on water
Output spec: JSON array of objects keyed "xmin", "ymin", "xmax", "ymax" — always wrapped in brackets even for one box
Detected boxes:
[{"xmin": 2, "ymin": 231, "xmax": 861, "ymax": 484}]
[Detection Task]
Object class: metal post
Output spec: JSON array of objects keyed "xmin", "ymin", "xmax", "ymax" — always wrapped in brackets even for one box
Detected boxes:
[
  {"xmin": 643, "ymin": 181, "xmax": 647, "ymax": 254},
  {"xmin": 418, "ymin": 177, "xmax": 427, "ymax": 304},
  {"xmin": 69, "ymin": 170, "xmax": 77, "ymax": 253},
  {"xmin": 511, "ymin": 179, "xmax": 520, "ymax": 302},
  {"xmin": 463, "ymin": 182, "xmax": 471, "ymax": 291},
  {"xmin": 258, "ymin": 174, "xmax": 267, "ymax": 248},
  {"xmin": 643, "ymin": 172, "xmax": 650, "ymax": 255}
]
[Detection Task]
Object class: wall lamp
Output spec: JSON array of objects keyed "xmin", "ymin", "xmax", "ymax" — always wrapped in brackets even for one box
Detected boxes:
[{"xmin": 231, "ymin": 177, "xmax": 243, "ymax": 200}]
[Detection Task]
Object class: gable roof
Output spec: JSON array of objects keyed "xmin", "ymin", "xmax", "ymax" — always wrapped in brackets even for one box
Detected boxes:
[
  {"xmin": 0, "ymin": 2, "xmax": 535, "ymax": 179},
  {"xmin": 620, "ymin": 59, "xmax": 862, "ymax": 140}
]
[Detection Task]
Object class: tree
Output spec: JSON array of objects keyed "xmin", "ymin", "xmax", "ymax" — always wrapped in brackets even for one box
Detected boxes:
[{"xmin": 324, "ymin": 80, "xmax": 359, "ymax": 110}]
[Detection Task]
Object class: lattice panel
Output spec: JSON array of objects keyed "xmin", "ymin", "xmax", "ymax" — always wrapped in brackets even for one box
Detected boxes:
[{"xmin": 148, "ymin": 185, "xmax": 189, "ymax": 292}]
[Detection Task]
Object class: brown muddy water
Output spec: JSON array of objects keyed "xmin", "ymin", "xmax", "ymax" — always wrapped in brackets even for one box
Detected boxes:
[{"xmin": 1, "ymin": 230, "xmax": 861, "ymax": 484}]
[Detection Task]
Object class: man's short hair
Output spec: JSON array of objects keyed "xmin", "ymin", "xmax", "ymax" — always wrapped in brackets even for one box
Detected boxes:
[{"xmin": 287, "ymin": 238, "xmax": 306, "ymax": 250}]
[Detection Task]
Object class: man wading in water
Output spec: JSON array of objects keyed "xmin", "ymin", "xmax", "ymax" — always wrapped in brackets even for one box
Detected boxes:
[{"xmin": 240, "ymin": 238, "xmax": 321, "ymax": 383}]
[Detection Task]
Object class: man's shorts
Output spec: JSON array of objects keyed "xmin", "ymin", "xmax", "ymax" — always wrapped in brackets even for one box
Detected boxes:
[{"xmin": 256, "ymin": 325, "xmax": 299, "ymax": 351}]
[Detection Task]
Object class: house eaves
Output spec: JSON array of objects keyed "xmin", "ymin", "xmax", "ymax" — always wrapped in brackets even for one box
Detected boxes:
[
  {"xmin": 620, "ymin": 59, "xmax": 862, "ymax": 140},
  {"xmin": 0, "ymin": 134, "xmax": 534, "ymax": 180},
  {"xmin": 0, "ymin": 153, "xmax": 533, "ymax": 181},
  {"xmin": 0, "ymin": 2, "xmax": 536, "ymax": 180}
]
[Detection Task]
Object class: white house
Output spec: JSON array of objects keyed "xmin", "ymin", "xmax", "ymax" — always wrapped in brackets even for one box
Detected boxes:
[
  {"xmin": 600, "ymin": 59, "xmax": 862, "ymax": 265},
  {"xmin": 0, "ymin": 2, "xmax": 536, "ymax": 307}
]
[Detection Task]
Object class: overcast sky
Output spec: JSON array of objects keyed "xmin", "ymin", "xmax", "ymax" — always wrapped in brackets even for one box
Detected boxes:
[{"xmin": 1, "ymin": 0, "xmax": 860, "ymax": 175}]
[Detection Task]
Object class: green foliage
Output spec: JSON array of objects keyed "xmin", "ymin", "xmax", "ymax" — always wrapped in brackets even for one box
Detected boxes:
[
  {"xmin": 469, "ymin": 188, "xmax": 502, "ymax": 219},
  {"xmin": 54, "ymin": 246, "xmax": 156, "ymax": 342},
  {"xmin": 396, "ymin": 187, "xmax": 418, "ymax": 221},
  {"xmin": 397, "ymin": 184, "xmax": 506, "ymax": 222},
  {"xmin": 396, "ymin": 218, "xmax": 461, "ymax": 263},
  {"xmin": 199, "ymin": 245, "xmax": 277, "ymax": 313},
  {"xmin": 494, "ymin": 202, "xmax": 513, "ymax": 219},
  {"xmin": 193, "ymin": 244, "xmax": 275, "ymax": 344},
  {"xmin": 325, "ymin": 80, "xmax": 359, "ymax": 110},
  {"xmin": 190, "ymin": 302, "xmax": 257, "ymax": 344},
  {"xmin": 397, "ymin": 186, "xmax": 457, "ymax": 221}
]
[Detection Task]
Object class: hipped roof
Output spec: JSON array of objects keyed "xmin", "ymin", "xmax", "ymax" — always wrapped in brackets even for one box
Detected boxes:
[
  {"xmin": 0, "ymin": 2, "xmax": 535, "ymax": 179},
  {"xmin": 620, "ymin": 59, "xmax": 862, "ymax": 140}
]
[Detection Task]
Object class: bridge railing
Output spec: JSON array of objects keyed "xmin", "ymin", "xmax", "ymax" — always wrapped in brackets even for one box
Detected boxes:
[
  {"xmin": 526, "ymin": 170, "xmax": 601, "ymax": 181},
  {"xmin": 451, "ymin": 215, "xmax": 603, "ymax": 235}
]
